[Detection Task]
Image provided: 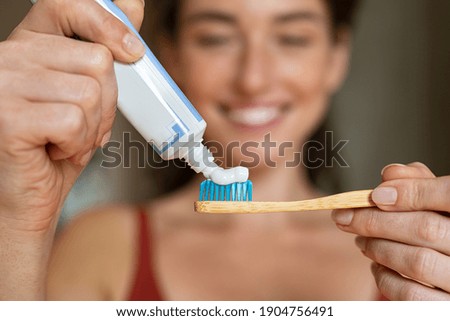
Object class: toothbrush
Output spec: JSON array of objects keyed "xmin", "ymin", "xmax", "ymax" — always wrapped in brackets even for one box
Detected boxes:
[
  {"xmin": 199, "ymin": 180, "xmax": 253, "ymax": 202},
  {"xmin": 195, "ymin": 190, "xmax": 375, "ymax": 213},
  {"xmin": 29, "ymin": 0, "xmax": 253, "ymax": 199}
]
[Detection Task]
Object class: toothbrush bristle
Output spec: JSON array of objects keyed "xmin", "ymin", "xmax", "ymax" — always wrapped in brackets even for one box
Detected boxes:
[{"xmin": 199, "ymin": 180, "xmax": 253, "ymax": 201}]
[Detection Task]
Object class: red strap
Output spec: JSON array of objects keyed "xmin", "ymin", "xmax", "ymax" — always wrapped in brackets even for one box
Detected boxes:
[{"xmin": 128, "ymin": 207, "xmax": 163, "ymax": 301}]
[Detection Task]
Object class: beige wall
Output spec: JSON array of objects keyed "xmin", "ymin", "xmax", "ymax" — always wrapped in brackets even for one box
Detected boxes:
[
  {"xmin": 427, "ymin": 0, "xmax": 450, "ymax": 176},
  {"xmin": 0, "ymin": 1, "xmax": 30, "ymax": 40},
  {"xmin": 331, "ymin": 0, "xmax": 450, "ymax": 190},
  {"xmin": 1, "ymin": 0, "xmax": 449, "ymax": 217}
]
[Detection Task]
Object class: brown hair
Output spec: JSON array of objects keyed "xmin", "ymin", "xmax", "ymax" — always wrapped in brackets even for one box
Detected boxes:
[{"xmin": 326, "ymin": 0, "xmax": 361, "ymax": 31}]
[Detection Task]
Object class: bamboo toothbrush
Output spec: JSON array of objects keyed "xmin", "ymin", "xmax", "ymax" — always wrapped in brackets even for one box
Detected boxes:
[{"xmin": 195, "ymin": 189, "xmax": 375, "ymax": 214}]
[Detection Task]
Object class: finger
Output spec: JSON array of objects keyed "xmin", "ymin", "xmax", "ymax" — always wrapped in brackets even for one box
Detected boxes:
[
  {"xmin": 332, "ymin": 208, "xmax": 450, "ymax": 256},
  {"xmin": 19, "ymin": 0, "xmax": 145, "ymax": 62},
  {"xmin": 381, "ymin": 162, "xmax": 436, "ymax": 181},
  {"xmin": 407, "ymin": 162, "xmax": 436, "ymax": 177},
  {"xmin": 2, "ymin": 100, "xmax": 90, "ymax": 164},
  {"xmin": 10, "ymin": 31, "xmax": 115, "ymax": 77},
  {"xmin": 4, "ymin": 68, "xmax": 99, "ymax": 105},
  {"xmin": 6, "ymin": 33, "xmax": 117, "ymax": 146},
  {"xmin": 370, "ymin": 176, "xmax": 450, "ymax": 212},
  {"xmin": 371, "ymin": 263, "xmax": 450, "ymax": 300},
  {"xmin": 114, "ymin": 0, "xmax": 145, "ymax": 30},
  {"xmin": 6, "ymin": 70, "xmax": 103, "ymax": 148},
  {"xmin": 357, "ymin": 237, "xmax": 450, "ymax": 293}
]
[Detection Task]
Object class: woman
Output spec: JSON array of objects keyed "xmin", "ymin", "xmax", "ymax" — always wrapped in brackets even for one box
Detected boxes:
[{"xmin": 0, "ymin": 0, "xmax": 449, "ymax": 300}]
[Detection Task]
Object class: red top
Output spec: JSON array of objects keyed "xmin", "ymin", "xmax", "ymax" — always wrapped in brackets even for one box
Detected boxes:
[
  {"xmin": 128, "ymin": 208, "xmax": 163, "ymax": 301},
  {"xmin": 127, "ymin": 208, "xmax": 387, "ymax": 301}
]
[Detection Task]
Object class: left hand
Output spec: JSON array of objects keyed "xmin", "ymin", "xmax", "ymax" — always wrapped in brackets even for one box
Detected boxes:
[{"xmin": 332, "ymin": 162, "xmax": 450, "ymax": 300}]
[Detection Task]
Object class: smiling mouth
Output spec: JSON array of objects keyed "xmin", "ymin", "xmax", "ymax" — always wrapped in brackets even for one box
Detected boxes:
[{"xmin": 220, "ymin": 104, "xmax": 291, "ymax": 128}]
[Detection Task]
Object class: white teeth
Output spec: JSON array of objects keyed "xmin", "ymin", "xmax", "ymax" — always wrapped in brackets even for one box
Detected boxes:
[{"xmin": 227, "ymin": 106, "xmax": 281, "ymax": 126}]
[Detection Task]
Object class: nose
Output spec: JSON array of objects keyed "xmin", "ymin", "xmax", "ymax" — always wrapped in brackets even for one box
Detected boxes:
[{"xmin": 235, "ymin": 39, "xmax": 272, "ymax": 97}]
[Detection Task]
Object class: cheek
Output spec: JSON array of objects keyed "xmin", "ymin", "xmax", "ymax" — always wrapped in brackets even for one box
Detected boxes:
[
  {"xmin": 278, "ymin": 47, "xmax": 333, "ymax": 102},
  {"xmin": 277, "ymin": 48, "xmax": 333, "ymax": 134},
  {"xmin": 175, "ymin": 48, "xmax": 233, "ymax": 110}
]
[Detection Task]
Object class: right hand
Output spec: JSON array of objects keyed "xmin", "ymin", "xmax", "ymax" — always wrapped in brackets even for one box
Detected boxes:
[
  {"xmin": 333, "ymin": 163, "xmax": 450, "ymax": 300},
  {"xmin": 0, "ymin": 0, "xmax": 146, "ymax": 233}
]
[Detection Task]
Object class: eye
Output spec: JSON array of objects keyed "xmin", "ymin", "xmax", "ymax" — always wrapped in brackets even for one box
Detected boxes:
[
  {"xmin": 196, "ymin": 35, "xmax": 233, "ymax": 47},
  {"xmin": 278, "ymin": 35, "xmax": 311, "ymax": 47}
]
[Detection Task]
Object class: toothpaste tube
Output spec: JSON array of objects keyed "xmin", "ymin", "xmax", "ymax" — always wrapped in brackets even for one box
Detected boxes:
[{"xmin": 95, "ymin": 0, "xmax": 248, "ymax": 184}]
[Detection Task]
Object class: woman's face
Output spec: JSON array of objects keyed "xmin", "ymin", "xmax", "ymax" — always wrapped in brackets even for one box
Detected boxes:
[{"xmin": 162, "ymin": 0, "xmax": 350, "ymax": 168}]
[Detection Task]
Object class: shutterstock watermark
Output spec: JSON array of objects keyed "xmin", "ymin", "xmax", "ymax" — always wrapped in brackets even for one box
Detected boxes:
[{"xmin": 101, "ymin": 131, "xmax": 349, "ymax": 169}]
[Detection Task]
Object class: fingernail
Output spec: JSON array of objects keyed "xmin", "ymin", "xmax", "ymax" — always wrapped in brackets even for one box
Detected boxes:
[
  {"xmin": 331, "ymin": 209, "xmax": 354, "ymax": 226},
  {"xmin": 381, "ymin": 163, "xmax": 406, "ymax": 176},
  {"xmin": 80, "ymin": 151, "xmax": 93, "ymax": 166},
  {"xmin": 355, "ymin": 236, "xmax": 367, "ymax": 251},
  {"xmin": 123, "ymin": 33, "xmax": 145, "ymax": 57},
  {"xmin": 101, "ymin": 131, "xmax": 112, "ymax": 148},
  {"xmin": 141, "ymin": 0, "xmax": 146, "ymax": 7},
  {"xmin": 372, "ymin": 187, "xmax": 397, "ymax": 205}
]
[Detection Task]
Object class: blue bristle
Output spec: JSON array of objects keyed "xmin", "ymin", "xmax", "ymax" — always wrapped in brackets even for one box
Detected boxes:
[
  {"xmin": 199, "ymin": 180, "xmax": 253, "ymax": 202},
  {"xmin": 199, "ymin": 181, "xmax": 205, "ymax": 200},
  {"xmin": 236, "ymin": 184, "xmax": 242, "ymax": 201},
  {"xmin": 209, "ymin": 182, "xmax": 214, "ymax": 200},
  {"xmin": 214, "ymin": 184, "xmax": 219, "ymax": 201},
  {"xmin": 220, "ymin": 185, "xmax": 225, "ymax": 201},
  {"xmin": 200, "ymin": 181, "xmax": 204, "ymax": 201},
  {"xmin": 203, "ymin": 180, "xmax": 207, "ymax": 200}
]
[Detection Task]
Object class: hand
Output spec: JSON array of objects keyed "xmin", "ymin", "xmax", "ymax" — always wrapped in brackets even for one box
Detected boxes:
[
  {"xmin": 0, "ymin": 0, "xmax": 145, "ymax": 299},
  {"xmin": 0, "ymin": 0, "xmax": 145, "ymax": 233},
  {"xmin": 332, "ymin": 162, "xmax": 450, "ymax": 300}
]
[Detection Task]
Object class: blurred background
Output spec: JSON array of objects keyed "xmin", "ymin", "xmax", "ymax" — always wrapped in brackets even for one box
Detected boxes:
[{"xmin": 1, "ymin": 0, "xmax": 449, "ymax": 222}]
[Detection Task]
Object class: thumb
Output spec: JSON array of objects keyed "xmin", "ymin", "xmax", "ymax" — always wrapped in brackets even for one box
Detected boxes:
[
  {"xmin": 21, "ymin": 0, "xmax": 146, "ymax": 62},
  {"xmin": 114, "ymin": 0, "xmax": 145, "ymax": 31},
  {"xmin": 371, "ymin": 176, "xmax": 450, "ymax": 212}
]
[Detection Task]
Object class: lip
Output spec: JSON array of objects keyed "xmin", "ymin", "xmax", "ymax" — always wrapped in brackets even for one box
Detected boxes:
[{"xmin": 219, "ymin": 102, "xmax": 291, "ymax": 131}]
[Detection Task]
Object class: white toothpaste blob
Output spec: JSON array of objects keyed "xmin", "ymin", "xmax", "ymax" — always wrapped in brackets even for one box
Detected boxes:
[
  {"xmin": 209, "ymin": 166, "xmax": 249, "ymax": 185},
  {"xmin": 181, "ymin": 142, "xmax": 249, "ymax": 185}
]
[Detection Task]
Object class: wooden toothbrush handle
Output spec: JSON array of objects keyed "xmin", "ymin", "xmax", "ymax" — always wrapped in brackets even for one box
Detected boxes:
[{"xmin": 194, "ymin": 190, "xmax": 375, "ymax": 214}]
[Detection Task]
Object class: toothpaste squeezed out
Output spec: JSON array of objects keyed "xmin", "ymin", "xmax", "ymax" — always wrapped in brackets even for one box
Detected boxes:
[
  {"xmin": 210, "ymin": 167, "xmax": 249, "ymax": 185},
  {"xmin": 181, "ymin": 142, "xmax": 249, "ymax": 185}
]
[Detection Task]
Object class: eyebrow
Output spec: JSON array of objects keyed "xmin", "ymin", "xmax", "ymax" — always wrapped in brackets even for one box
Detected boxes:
[
  {"xmin": 183, "ymin": 12, "xmax": 237, "ymax": 26},
  {"xmin": 275, "ymin": 12, "xmax": 324, "ymax": 24},
  {"xmin": 183, "ymin": 10, "xmax": 323, "ymax": 26}
]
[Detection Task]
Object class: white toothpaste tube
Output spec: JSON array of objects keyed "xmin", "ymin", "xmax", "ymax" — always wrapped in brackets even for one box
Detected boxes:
[{"xmin": 96, "ymin": 0, "xmax": 248, "ymax": 184}]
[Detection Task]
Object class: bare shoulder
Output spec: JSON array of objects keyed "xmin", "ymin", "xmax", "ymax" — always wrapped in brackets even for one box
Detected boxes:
[{"xmin": 47, "ymin": 203, "xmax": 140, "ymax": 300}]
